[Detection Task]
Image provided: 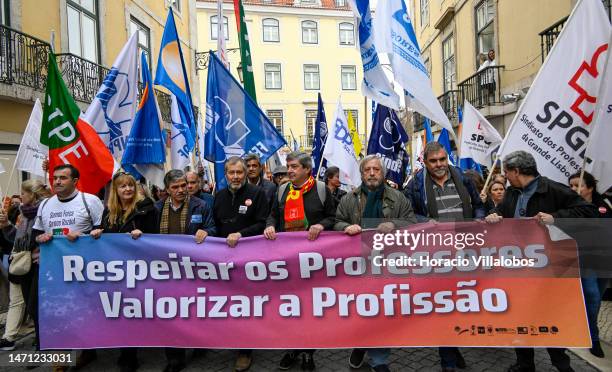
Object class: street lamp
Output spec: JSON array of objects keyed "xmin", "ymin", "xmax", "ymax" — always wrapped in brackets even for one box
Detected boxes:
[{"xmin": 236, "ymin": 61, "xmax": 244, "ymax": 84}]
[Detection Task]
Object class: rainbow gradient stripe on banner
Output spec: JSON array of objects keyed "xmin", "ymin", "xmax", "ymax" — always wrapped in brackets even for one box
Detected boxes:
[{"xmin": 39, "ymin": 220, "xmax": 590, "ymax": 349}]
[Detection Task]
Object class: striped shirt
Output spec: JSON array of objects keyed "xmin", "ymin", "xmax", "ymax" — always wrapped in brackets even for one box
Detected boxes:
[{"xmin": 432, "ymin": 177, "xmax": 464, "ymax": 221}]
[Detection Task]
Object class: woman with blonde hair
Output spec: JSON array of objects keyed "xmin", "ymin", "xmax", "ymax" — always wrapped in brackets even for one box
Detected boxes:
[
  {"xmin": 0, "ymin": 179, "xmax": 51, "ymax": 350},
  {"xmin": 90, "ymin": 172, "xmax": 158, "ymax": 371}
]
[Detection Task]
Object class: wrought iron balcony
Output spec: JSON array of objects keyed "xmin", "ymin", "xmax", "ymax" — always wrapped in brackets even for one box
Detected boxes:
[
  {"xmin": 0, "ymin": 24, "xmax": 50, "ymax": 91},
  {"xmin": 458, "ymin": 65, "xmax": 504, "ymax": 109},
  {"xmin": 195, "ymin": 48, "xmax": 240, "ymax": 71},
  {"xmin": 539, "ymin": 17, "xmax": 568, "ymax": 63},
  {"xmin": 438, "ymin": 89, "xmax": 462, "ymax": 124},
  {"xmin": 300, "ymin": 135, "xmax": 313, "ymax": 150},
  {"xmin": 56, "ymin": 53, "xmax": 110, "ymax": 103}
]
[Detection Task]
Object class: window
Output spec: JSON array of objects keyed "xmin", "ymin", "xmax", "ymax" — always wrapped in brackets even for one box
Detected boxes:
[
  {"xmin": 0, "ymin": 0, "xmax": 9, "ymax": 26},
  {"xmin": 442, "ymin": 35, "xmax": 456, "ymax": 91},
  {"xmin": 344, "ymin": 110, "xmax": 358, "ymax": 130},
  {"xmin": 335, "ymin": 0, "xmax": 346, "ymax": 6},
  {"xmin": 341, "ymin": 65, "xmax": 356, "ymax": 90},
  {"xmin": 264, "ymin": 63, "xmax": 282, "ymax": 89},
  {"xmin": 339, "ymin": 22, "xmax": 354, "ymax": 45},
  {"xmin": 475, "ymin": 0, "xmax": 495, "ymax": 56},
  {"xmin": 129, "ymin": 18, "xmax": 151, "ymax": 69},
  {"xmin": 305, "ymin": 110, "xmax": 318, "ymax": 147},
  {"xmin": 211, "ymin": 15, "xmax": 229, "ymax": 40},
  {"xmin": 169, "ymin": 0, "xmax": 180, "ymax": 13},
  {"xmin": 302, "ymin": 20, "xmax": 318, "ymax": 44},
  {"xmin": 423, "ymin": 56, "xmax": 431, "ymax": 77},
  {"xmin": 262, "ymin": 18, "xmax": 279, "ymax": 42},
  {"xmin": 303, "ymin": 64, "xmax": 320, "ymax": 90},
  {"xmin": 267, "ymin": 110, "xmax": 283, "ymax": 134},
  {"xmin": 67, "ymin": 0, "xmax": 99, "ymax": 63},
  {"xmin": 420, "ymin": 0, "xmax": 429, "ymax": 28}
]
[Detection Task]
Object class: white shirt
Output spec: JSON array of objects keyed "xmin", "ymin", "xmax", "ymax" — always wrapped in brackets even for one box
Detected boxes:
[{"xmin": 33, "ymin": 192, "xmax": 104, "ymax": 235}]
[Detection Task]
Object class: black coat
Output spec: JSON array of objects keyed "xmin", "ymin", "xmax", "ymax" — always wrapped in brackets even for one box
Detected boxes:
[
  {"xmin": 592, "ymin": 193, "xmax": 612, "ymax": 218},
  {"xmin": 101, "ymin": 198, "xmax": 159, "ymax": 234},
  {"xmin": 493, "ymin": 176, "xmax": 597, "ymax": 218},
  {"xmin": 213, "ymin": 183, "xmax": 269, "ymax": 238}
]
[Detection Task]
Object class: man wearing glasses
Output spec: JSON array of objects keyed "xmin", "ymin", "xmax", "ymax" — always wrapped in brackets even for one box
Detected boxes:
[{"xmin": 212, "ymin": 156, "xmax": 269, "ymax": 372}]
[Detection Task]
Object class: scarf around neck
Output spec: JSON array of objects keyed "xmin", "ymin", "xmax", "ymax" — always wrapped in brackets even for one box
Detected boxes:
[
  {"xmin": 284, "ymin": 176, "xmax": 316, "ymax": 231},
  {"xmin": 160, "ymin": 196, "xmax": 190, "ymax": 234},
  {"xmin": 361, "ymin": 183, "xmax": 385, "ymax": 220}
]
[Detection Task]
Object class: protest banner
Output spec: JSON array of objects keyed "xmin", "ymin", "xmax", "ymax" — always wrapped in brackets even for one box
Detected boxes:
[{"xmin": 39, "ymin": 220, "xmax": 589, "ymax": 350}]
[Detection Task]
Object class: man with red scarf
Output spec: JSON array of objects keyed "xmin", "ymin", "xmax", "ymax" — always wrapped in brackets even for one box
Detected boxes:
[{"xmin": 264, "ymin": 151, "xmax": 336, "ymax": 370}]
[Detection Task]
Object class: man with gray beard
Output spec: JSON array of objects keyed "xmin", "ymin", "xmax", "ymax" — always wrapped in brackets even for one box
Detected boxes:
[
  {"xmin": 334, "ymin": 155, "xmax": 416, "ymax": 372},
  {"xmin": 211, "ymin": 156, "xmax": 269, "ymax": 372}
]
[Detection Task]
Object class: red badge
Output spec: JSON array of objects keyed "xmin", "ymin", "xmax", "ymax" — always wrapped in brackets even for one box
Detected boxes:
[
  {"xmin": 245, "ymin": 199, "xmax": 252, "ymax": 206},
  {"xmin": 599, "ymin": 206, "xmax": 607, "ymax": 214}
]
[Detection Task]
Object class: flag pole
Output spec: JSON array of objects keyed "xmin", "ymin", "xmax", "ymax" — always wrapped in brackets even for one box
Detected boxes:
[
  {"xmin": 481, "ymin": 162, "xmax": 496, "ymax": 198},
  {"xmin": 315, "ymin": 155, "xmax": 325, "ymax": 181}
]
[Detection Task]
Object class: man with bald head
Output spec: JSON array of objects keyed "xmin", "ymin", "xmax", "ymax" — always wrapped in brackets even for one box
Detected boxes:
[{"xmin": 185, "ymin": 170, "xmax": 214, "ymax": 208}]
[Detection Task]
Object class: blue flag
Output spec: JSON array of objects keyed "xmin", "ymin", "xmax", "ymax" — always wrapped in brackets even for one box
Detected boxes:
[
  {"xmin": 437, "ymin": 128, "xmax": 457, "ymax": 166},
  {"xmin": 311, "ymin": 93, "xmax": 328, "ymax": 178},
  {"xmin": 367, "ymin": 105, "xmax": 410, "ymax": 185},
  {"xmin": 424, "ymin": 118, "xmax": 434, "ymax": 143},
  {"xmin": 154, "ymin": 9, "xmax": 196, "ymax": 154},
  {"xmin": 204, "ymin": 51, "xmax": 286, "ymax": 189},
  {"xmin": 122, "ymin": 53, "xmax": 166, "ymax": 185}
]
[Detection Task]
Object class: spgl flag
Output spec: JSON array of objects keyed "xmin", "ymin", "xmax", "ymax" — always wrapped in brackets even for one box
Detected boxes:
[
  {"xmin": 311, "ymin": 93, "xmax": 328, "ymax": 178},
  {"xmin": 204, "ymin": 52, "xmax": 286, "ymax": 189},
  {"xmin": 40, "ymin": 53, "xmax": 115, "ymax": 194},
  {"xmin": 367, "ymin": 105, "xmax": 410, "ymax": 185}
]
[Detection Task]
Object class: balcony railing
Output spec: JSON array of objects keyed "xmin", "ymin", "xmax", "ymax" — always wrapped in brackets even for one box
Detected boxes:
[
  {"xmin": 438, "ymin": 89, "xmax": 462, "ymax": 124},
  {"xmin": 458, "ymin": 65, "xmax": 504, "ymax": 109},
  {"xmin": 539, "ymin": 17, "xmax": 568, "ymax": 63},
  {"xmin": 0, "ymin": 24, "xmax": 187, "ymax": 124},
  {"xmin": 0, "ymin": 24, "xmax": 50, "ymax": 91},
  {"xmin": 300, "ymin": 135, "xmax": 313, "ymax": 149}
]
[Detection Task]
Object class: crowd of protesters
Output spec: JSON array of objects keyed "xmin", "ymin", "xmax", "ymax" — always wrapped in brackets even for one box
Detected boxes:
[{"xmin": 0, "ymin": 143, "xmax": 609, "ymax": 372}]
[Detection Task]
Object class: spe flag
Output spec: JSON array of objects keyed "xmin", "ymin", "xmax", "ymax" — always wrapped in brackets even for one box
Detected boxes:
[
  {"xmin": 459, "ymin": 100, "xmax": 502, "ymax": 168},
  {"xmin": 367, "ymin": 105, "xmax": 410, "ymax": 185},
  {"xmin": 323, "ymin": 100, "xmax": 360, "ymax": 186},
  {"xmin": 497, "ymin": 0, "xmax": 611, "ymax": 183},
  {"xmin": 204, "ymin": 52, "xmax": 286, "ymax": 189}
]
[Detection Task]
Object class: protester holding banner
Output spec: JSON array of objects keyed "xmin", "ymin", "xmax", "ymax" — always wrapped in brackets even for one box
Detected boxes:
[
  {"xmin": 334, "ymin": 155, "xmax": 416, "ymax": 372},
  {"xmin": 568, "ymin": 170, "xmax": 611, "ymax": 358},
  {"xmin": 245, "ymin": 153, "xmax": 277, "ymax": 205},
  {"xmin": 212, "ymin": 156, "xmax": 269, "ymax": 371},
  {"xmin": 0, "ymin": 180, "xmax": 50, "ymax": 351},
  {"xmin": 87, "ymin": 172, "xmax": 158, "ymax": 371},
  {"xmin": 155, "ymin": 169, "xmax": 216, "ymax": 372},
  {"xmin": 323, "ymin": 166, "xmax": 346, "ymax": 209},
  {"xmin": 33, "ymin": 164, "xmax": 104, "ymax": 371},
  {"xmin": 485, "ymin": 151, "xmax": 596, "ymax": 372},
  {"xmin": 264, "ymin": 152, "xmax": 335, "ymax": 371},
  {"xmin": 185, "ymin": 171, "xmax": 214, "ymax": 208},
  {"xmin": 403, "ymin": 141, "xmax": 485, "ymax": 370}
]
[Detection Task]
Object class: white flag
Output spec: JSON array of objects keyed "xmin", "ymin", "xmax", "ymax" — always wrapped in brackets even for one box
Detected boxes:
[
  {"xmin": 216, "ymin": 0, "xmax": 229, "ymax": 68},
  {"xmin": 90, "ymin": 33, "xmax": 139, "ymax": 163},
  {"xmin": 0, "ymin": 161, "xmax": 5, "ymax": 174},
  {"xmin": 349, "ymin": 0, "xmax": 400, "ymax": 110},
  {"xmin": 373, "ymin": 0, "xmax": 454, "ymax": 137},
  {"xmin": 413, "ymin": 134, "xmax": 424, "ymax": 172},
  {"xmin": 585, "ymin": 34, "xmax": 612, "ymax": 192},
  {"xmin": 323, "ymin": 100, "xmax": 361, "ymax": 186},
  {"xmin": 14, "ymin": 99, "xmax": 47, "ymax": 177},
  {"xmin": 170, "ymin": 94, "xmax": 191, "ymax": 170},
  {"xmin": 498, "ymin": 0, "xmax": 611, "ymax": 183},
  {"xmin": 459, "ymin": 100, "xmax": 503, "ymax": 168}
]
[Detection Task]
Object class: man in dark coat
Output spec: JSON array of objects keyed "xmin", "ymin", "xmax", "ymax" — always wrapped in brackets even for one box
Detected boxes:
[
  {"xmin": 212, "ymin": 156, "xmax": 269, "ymax": 371},
  {"xmin": 486, "ymin": 150, "xmax": 596, "ymax": 372},
  {"xmin": 245, "ymin": 153, "xmax": 277, "ymax": 205},
  {"xmin": 185, "ymin": 170, "xmax": 214, "ymax": 208}
]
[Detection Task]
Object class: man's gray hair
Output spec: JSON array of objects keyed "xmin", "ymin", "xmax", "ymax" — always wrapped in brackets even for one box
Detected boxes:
[
  {"xmin": 164, "ymin": 169, "xmax": 186, "ymax": 188},
  {"xmin": 423, "ymin": 141, "xmax": 447, "ymax": 161},
  {"xmin": 286, "ymin": 151, "xmax": 313, "ymax": 170},
  {"xmin": 503, "ymin": 150, "xmax": 539, "ymax": 176},
  {"xmin": 224, "ymin": 156, "xmax": 248, "ymax": 173},
  {"xmin": 243, "ymin": 153, "xmax": 261, "ymax": 165},
  {"xmin": 360, "ymin": 155, "xmax": 387, "ymax": 177}
]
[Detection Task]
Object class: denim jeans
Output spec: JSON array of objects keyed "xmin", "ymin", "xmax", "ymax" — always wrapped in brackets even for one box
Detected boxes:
[
  {"xmin": 368, "ymin": 348, "xmax": 390, "ymax": 367},
  {"xmin": 581, "ymin": 276, "xmax": 609, "ymax": 343}
]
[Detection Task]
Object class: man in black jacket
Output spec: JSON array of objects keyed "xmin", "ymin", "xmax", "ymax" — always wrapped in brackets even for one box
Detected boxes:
[
  {"xmin": 212, "ymin": 156, "xmax": 269, "ymax": 371},
  {"xmin": 245, "ymin": 153, "xmax": 277, "ymax": 205},
  {"xmin": 264, "ymin": 151, "xmax": 335, "ymax": 371},
  {"xmin": 486, "ymin": 150, "xmax": 597, "ymax": 372},
  {"xmin": 185, "ymin": 170, "xmax": 214, "ymax": 208}
]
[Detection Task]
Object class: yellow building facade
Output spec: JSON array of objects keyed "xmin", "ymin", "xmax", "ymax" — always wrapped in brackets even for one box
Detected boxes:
[
  {"xmin": 0, "ymin": 0, "xmax": 200, "ymax": 195},
  {"xmin": 196, "ymin": 0, "xmax": 366, "ymax": 153},
  {"xmin": 409, "ymin": 0, "xmax": 610, "ymax": 145}
]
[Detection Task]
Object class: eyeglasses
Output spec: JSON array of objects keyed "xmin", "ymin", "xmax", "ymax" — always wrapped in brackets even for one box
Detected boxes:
[{"xmin": 112, "ymin": 171, "xmax": 131, "ymax": 181}]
